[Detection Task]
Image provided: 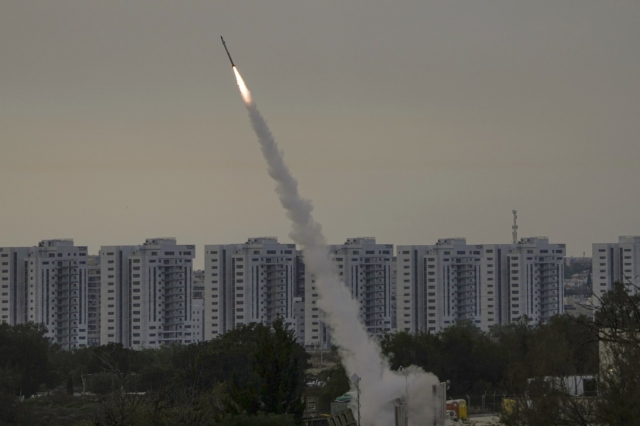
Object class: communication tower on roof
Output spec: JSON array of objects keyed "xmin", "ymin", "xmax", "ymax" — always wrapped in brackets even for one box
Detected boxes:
[{"xmin": 512, "ymin": 210, "xmax": 518, "ymax": 244}]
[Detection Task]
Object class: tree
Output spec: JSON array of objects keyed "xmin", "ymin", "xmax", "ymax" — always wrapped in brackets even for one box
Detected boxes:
[
  {"xmin": 196, "ymin": 324, "xmax": 264, "ymax": 392},
  {"xmin": 593, "ymin": 282, "xmax": 640, "ymax": 424},
  {"xmin": 313, "ymin": 362, "xmax": 350, "ymax": 413},
  {"xmin": 222, "ymin": 318, "xmax": 309, "ymax": 421},
  {"xmin": 252, "ymin": 317, "xmax": 308, "ymax": 420},
  {"xmin": 501, "ymin": 283, "xmax": 639, "ymax": 425},
  {"xmin": 87, "ymin": 343, "xmax": 145, "ymax": 393},
  {"xmin": 0, "ymin": 322, "xmax": 53, "ymax": 397}
]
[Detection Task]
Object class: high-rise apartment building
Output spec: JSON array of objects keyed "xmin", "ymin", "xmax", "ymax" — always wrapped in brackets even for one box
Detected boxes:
[
  {"xmin": 87, "ymin": 255, "xmax": 101, "ymax": 346},
  {"xmin": 305, "ymin": 237, "xmax": 395, "ymax": 349},
  {"xmin": 203, "ymin": 238, "xmax": 301, "ymax": 341},
  {"xmin": 397, "ymin": 237, "xmax": 565, "ymax": 333},
  {"xmin": 0, "ymin": 247, "xmax": 29, "ymax": 325},
  {"xmin": 396, "ymin": 244, "xmax": 429, "ymax": 333},
  {"xmin": 506, "ymin": 237, "xmax": 565, "ymax": 323},
  {"xmin": 592, "ymin": 236, "xmax": 640, "ymax": 306},
  {"xmin": 99, "ymin": 238, "xmax": 195, "ymax": 349},
  {"xmin": 0, "ymin": 240, "xmax": 90, "ymax": 350},
  {"xmin": 397, "ymin": 239, "xmax": 511, "ymax": 333}
]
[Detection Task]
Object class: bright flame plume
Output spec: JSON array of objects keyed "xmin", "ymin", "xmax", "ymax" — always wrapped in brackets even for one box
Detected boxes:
[{"xmin": 233, "ymin": 66, "xmax": 252, "ymax": 104}]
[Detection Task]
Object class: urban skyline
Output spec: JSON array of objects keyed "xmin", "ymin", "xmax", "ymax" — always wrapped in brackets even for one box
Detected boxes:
[{"xmin": 2, "ymin": 233, "xmax": 636, "ymax": 350}]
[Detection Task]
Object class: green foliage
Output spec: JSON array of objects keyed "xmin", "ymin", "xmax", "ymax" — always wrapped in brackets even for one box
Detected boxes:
[
  {"xmin": 0, "ymin": 318, "xmax": 310, "ymax": 424},
  {"xmin": 381, "ymin": 317, "xmax": 598, "ymax": 397},
  {"xmin": 194, "ymin": 324, "xmax": 261, "ymax": 391},
  {"xmin": 310, "ymin": 362, "xmax": 350, "ymax": 413},
  {"xmin": 252, "ymin": 317, "xmax": 307, "ymax": 419},
  {"xmin": 563, "ymin": 260, "xmax": 591, "ymax": 279},
  {"xmin": 0, "ymin": 392, "xmax": 95, "ymax": 426},
  {"xmin": 87, "ymin": 343, "xmax": 143, "ymax": 378},
  {"xmin": 225, "ymin": 317, "xmax": 309, "ymax": 421},
  {"xmin": 0, "ymin": 322, "xmax": 52, "ymax": 397},
  {"xmin": 501, "ymin": 281, "xmax": 640, "ymax": 425}
]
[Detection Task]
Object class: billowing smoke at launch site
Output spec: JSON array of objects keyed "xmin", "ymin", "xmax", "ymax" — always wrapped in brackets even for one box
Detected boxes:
[{"xmin": 231, "ymin": 66, "xmax": 439, "ymax": 425}]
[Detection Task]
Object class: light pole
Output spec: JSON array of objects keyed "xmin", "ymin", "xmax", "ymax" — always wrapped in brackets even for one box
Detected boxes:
[{"xmin": 350, "ymin": 373, "xmax": 361, "ymax": 426}]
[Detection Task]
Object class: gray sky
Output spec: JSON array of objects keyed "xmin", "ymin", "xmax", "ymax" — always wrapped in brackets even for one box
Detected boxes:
[{"xmin": 1, "ymin": 1, "xmax": 638, "ymax": 268}]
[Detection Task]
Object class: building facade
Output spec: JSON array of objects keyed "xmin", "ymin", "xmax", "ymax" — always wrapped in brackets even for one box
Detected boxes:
[
  {"xmin": 506, "ymin": 237, "xmax": 565, "ymax": 323},
  {"xmin": 99, "ymin": 238, "xmax": 195, "ymax": 349},
  {"xmin": 397, "ymin": 239, "xmax": 511, "ymax": 333},
  {"xmin": 0, "ymin": 247, "xmax": 29, "ymax": 326},
  {"xmin": 203, "ymin": 238, "xmax": 301, "ymax": 342},
  {"xmin": 87, "ymin": 255, "xmax": 101, "ymax": 346},
  {"xmin": 1, "ymin": 240, "xmax": 90, "ymax": 349},
  {"xmin": 592, "ymin": 236, "xmax": 640, "ymax": 306},
  {"xmin": 305, "ymin": 237, "xmax": 395, "ymax": 349},
  {"xmin": 397, "ymin": 237, "xmax": 565, "ymax": 333}
]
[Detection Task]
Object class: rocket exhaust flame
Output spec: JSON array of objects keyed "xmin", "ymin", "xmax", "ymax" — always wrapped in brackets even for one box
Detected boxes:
[
  {"xmin": 230, "ymin": 66, "xmax": 438, "ymax": 425},
  {"xmin": 233, "ymin": 67, "xmax": 252, "ymax": 104}
]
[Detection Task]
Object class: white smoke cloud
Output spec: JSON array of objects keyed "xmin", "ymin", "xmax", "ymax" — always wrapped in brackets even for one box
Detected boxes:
[{"xmin": 233, "ymin": 67, "xmax": 439, "ymax": 426}]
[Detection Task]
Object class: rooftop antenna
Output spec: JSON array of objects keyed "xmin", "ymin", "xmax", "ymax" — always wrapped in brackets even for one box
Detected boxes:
[{"xmin": 512, "ymin": 210, "xmax": 518, "ymax": 244}]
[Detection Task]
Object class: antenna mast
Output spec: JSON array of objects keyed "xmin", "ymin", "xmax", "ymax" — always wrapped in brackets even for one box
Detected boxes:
[{"xmin": 512, "ymin": 210, "xmax": 518, "ymax": 244}]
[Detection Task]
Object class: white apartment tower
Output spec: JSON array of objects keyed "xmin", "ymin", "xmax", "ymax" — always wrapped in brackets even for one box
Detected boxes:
[
  {"xmin": 0, "ymin": 247, "xmax": 29, "ymax": 325},
  {"xmin": 100, "ymin": 238, "xmax": 195, "ymax": 349},
  {"xmin": 397, "ymin": 239, "xmax": 510, "ymax": 333},
  {"xmin": 506, "ymin": 237, "xmax": 565, "ymax": 323},
  {"xmin": 305, "ymin": 237, "xmax": 395, "ymax": 349},
  {"xmin": 0, "ymin": 240, "xmax": 90, "ymax": 350},
  {"xmin": 204, "ymin": 238, "xmax": 300, "ymax": 341},
  {"xmin": 592, "ymin": 236, "xmax": 640, "ymax": 306},
  {"xmin": 396, "ymin": 245, "xmax": 428, "ymax": 333},
  {"xmin": 397, "ymin": 237, "xmax": 565, "ymax": 333}
]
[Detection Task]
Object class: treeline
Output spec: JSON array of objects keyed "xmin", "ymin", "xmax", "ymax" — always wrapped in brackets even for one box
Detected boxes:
[
  {"xmin": 380, "ymin": 315, "xmax": 599, "ymax": 397},
  {"xmin": 0, "ymin": 315, "xmax": 602, "ymax": 425},
  {"xmin": 0, "ymin": 317, "xmax": 309, "ymax": 426},
  {"xmin": 3, "ymin": 283, "xmax": 638, "ymax": 425},
  {"xmin": 380, "ymin": 283, "xmax": 640, "ymax": 425}
]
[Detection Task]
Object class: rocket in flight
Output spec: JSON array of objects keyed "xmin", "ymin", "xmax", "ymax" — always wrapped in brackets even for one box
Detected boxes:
[{"xmin": 220, "ymin": 36, "xmax": 236, "ymax": 67}]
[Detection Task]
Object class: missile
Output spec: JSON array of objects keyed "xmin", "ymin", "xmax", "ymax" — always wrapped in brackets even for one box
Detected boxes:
[{"xmin": 220, "ymin": 36, "xmax": 236, "ymax": 67}]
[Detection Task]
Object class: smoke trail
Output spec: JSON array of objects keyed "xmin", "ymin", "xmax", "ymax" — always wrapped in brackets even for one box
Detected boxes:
[{"xmin": 232, "ymin": 67, "xmax": 439, "ymax": 425}]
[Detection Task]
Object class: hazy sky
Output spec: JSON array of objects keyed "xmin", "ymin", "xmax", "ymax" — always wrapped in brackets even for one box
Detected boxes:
[{"xmin": 1, "ymin": 1, "xmax": 638, "ymax": 268}]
